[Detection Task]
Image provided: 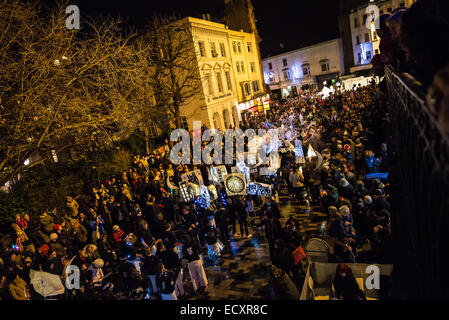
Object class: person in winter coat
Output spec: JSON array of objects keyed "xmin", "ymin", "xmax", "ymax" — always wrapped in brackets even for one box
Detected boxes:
[
  {"xmin": 7, "ymin": 273, "xmax": 30, "ymax": 300},
  {"xmin": 254, "ymin": 209, "xmax": 284, "ymax": 261},
  {"xmin": 66, "ymin": 196, "xmax": 80, "ymax": 218},
  {"xmin": 158, "ymin": 242, "xmax": 185, "ymax": 299},
  {"xmin": 112, "ymin": 225, "xmax": 126, "ymax": 249},
  {"xmin": 87, "ymin": 259, "xmax": 105, "ymax": 287},
  {"xmin": 332, "ymin": 264, "xmax": 365, "ymax": 300},
  {"xmin": 215, "ymin": 202, "xmax": 230, "ymax": 243},
  {"xmin": 182, "ymin": 235, "xmax": 208, "ymax": 294},
  {"xmin": 339, "ymin": 178, "xmax": 354, "ymax": 200},
  {"xmin": 204, "ymin": 225, "xmax": 223, "ymax": 265},
  {"xmin": 39, "ymin": 211, "xmax": 55, "ymax": 234},
  {"xmin": 269, "ymin": 265, "xmax": 300, "ymax": 300},
  {"xmin": 155, "ymin": 261, "xmax": 177, "ymax": 300},
  {"xmin": 289, "ymin": 168, "xmax": 305, "ymax": 201}
]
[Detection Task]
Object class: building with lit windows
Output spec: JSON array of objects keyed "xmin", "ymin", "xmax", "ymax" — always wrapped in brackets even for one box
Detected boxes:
[
  {"xmin": 348, "ymin": 0, "xmax": 417, "ymax": 73},
  {"xmin": 177, "ymin": 16, "xmax": 265, "ymax": 131},
  {"xmin": 262, "ymin": 39, "xmax": 345, "ymax": 98}
]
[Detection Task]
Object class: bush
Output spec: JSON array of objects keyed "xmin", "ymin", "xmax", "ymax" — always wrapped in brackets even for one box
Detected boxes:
[{"xmin": 97, "ymin": 149, "xmax": 132, "ymax": 179}]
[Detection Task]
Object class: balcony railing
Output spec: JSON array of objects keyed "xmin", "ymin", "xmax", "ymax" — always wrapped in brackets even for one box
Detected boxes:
[{"xmin": 385, "ymin": 66, "xmax": 449, "ymax": 299}]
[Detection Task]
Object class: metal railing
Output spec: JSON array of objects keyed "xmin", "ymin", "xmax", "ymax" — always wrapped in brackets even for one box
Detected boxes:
[{"xmin": 386, "ymin": 66, "xmax": 449, "ymax": 299}]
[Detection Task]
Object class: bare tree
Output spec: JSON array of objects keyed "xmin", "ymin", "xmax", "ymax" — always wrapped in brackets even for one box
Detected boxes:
[
  {"xmin": 144, "ymin": 15, "xmax": 203, "ymax": 129},
  {"xmin": 0, "ymin": 0, "xmax": 135, "ymax": 186}
]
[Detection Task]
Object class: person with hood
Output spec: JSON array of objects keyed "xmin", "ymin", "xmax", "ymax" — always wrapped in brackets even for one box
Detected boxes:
[
  {"xmin": 339, "ymin": 178, "xmax": 354, "ymax": 200},
  {"xmin": 332, "ymin": 263, "xmax": 365, "ymax": 300}
]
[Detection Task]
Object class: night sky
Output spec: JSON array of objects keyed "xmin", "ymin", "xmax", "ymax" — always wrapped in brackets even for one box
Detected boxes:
[{"xmin": 40, "ymin": 0, "xmax": 340, "ymax": 58}]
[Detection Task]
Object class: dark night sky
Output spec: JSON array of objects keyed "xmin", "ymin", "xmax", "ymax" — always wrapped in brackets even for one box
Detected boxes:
[{"xmin": 41, "ymin": 0, "xmax": 340, "ymax": 58}]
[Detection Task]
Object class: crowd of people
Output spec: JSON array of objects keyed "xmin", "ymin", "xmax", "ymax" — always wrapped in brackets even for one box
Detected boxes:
[{"xmin": 0, "ymin": 80, "xmax": 393, "ymax": 300}]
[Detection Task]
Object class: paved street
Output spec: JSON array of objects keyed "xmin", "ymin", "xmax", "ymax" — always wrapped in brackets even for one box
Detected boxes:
[{"xmin": 180, "ymin": 187, "xmax": 327, "ymax": 300}]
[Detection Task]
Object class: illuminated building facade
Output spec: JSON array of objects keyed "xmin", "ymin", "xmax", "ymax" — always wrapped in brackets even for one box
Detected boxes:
[
  {"xmin": 178, "ymin": 16, "xmax": 266, "ymax": 131},
  {"xmin": 262, "ymin": 39, "xmax": 345, "ymax": 98}
]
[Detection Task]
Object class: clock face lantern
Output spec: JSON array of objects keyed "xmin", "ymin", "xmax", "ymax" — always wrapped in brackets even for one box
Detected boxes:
[{"xmin": 223, "ymin": 173, "xmax": 247, "ymax": 196}]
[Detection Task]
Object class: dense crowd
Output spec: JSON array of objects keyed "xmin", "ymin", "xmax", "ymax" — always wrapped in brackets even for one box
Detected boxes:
[{"xmin": 0, "ymin": 81, "xmax": 393, "ymax": 300}]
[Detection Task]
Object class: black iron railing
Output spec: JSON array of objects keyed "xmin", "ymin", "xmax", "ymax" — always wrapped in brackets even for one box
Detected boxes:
[{"xmin": 386, "ymin": 66, "xmax": 449, "ymax": 299}]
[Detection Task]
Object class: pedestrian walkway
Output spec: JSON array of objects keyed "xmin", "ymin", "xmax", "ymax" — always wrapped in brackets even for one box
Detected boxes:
[{"xmin": 190, "ymin": 188, "xmax": 326, "ymax": 300}]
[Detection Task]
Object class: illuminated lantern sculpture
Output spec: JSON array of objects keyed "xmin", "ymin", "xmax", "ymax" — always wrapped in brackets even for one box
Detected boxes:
[
  {"xmin": 223, "ymin": 173, "xmax": 247, "ymax": 196},
  {"xmin": 307, "ymin": 144, "xmax": 317, "ymax": 159},
  {"xmin": 207, "ymin": 184, "xmax": 218, "ymax": 201}
]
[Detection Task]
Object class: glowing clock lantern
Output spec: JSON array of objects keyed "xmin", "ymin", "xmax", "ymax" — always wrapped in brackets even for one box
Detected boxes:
[{"xmin": 223, "ymin": 173, "xmax": 247, "ymax": 196}]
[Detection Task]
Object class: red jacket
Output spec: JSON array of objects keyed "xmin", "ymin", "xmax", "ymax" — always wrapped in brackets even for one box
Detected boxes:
[{"xmin": 113, "ymin": 229, "xmax": 125, "ymax": 245}]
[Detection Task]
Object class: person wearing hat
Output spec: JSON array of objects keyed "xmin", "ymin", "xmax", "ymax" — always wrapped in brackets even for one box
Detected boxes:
[
  {"xmin": 88, "ymin": 258, "xmax": 105, "ymax": 287},
  {"xmin": 49, "ymin": 233, "xmax": 66, "ymax": 258}
]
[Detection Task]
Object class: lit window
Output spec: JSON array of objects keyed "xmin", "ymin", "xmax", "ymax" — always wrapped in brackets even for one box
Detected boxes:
[
  {"xmin": 320, "ymin": 60, "xmax": 330, "ymax": 72},
  {"xmin": 302, "ymin": 64, "xmax": 310, "ymax": 76},
  {"xmin": 364, "ymin": 33, "xmax": 370, "ymax": 42},
  {"xmin": 366, "ymin": 51, "xmax": 372, "ymax": 61},
  {"xmin": 198, "ymin": 41, "xmax": 205, "ymax": 57},
  {"xmin": 216, "ymin": 72, "xmax": 223, "ymax": 93},
  {"xmin": 220, "ymin": 43, "xmax": 226, "ymax": 57},
  {"xmin": 252, "ymin": 80, "xmax": 260, "ymax": 93},
  {"xmin": 205, "ymin": 73, "xmax": 213, "ymax": 95},
  {"xmin": 244, "ymin": 82, "xmax": 251, "ymax": 96},
  {"xmin": 225, "ymin": 71, "xmax": 232, "ymax": 90},
  {"xmin": 210, "ymin": 42, "xmax": 217, "ymax": 57}
]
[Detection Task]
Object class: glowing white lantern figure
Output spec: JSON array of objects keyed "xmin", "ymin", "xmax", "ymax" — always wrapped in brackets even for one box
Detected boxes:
[{"xmin": 307, "ymin": 144, "xmax": 317, "ymax": 158}]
